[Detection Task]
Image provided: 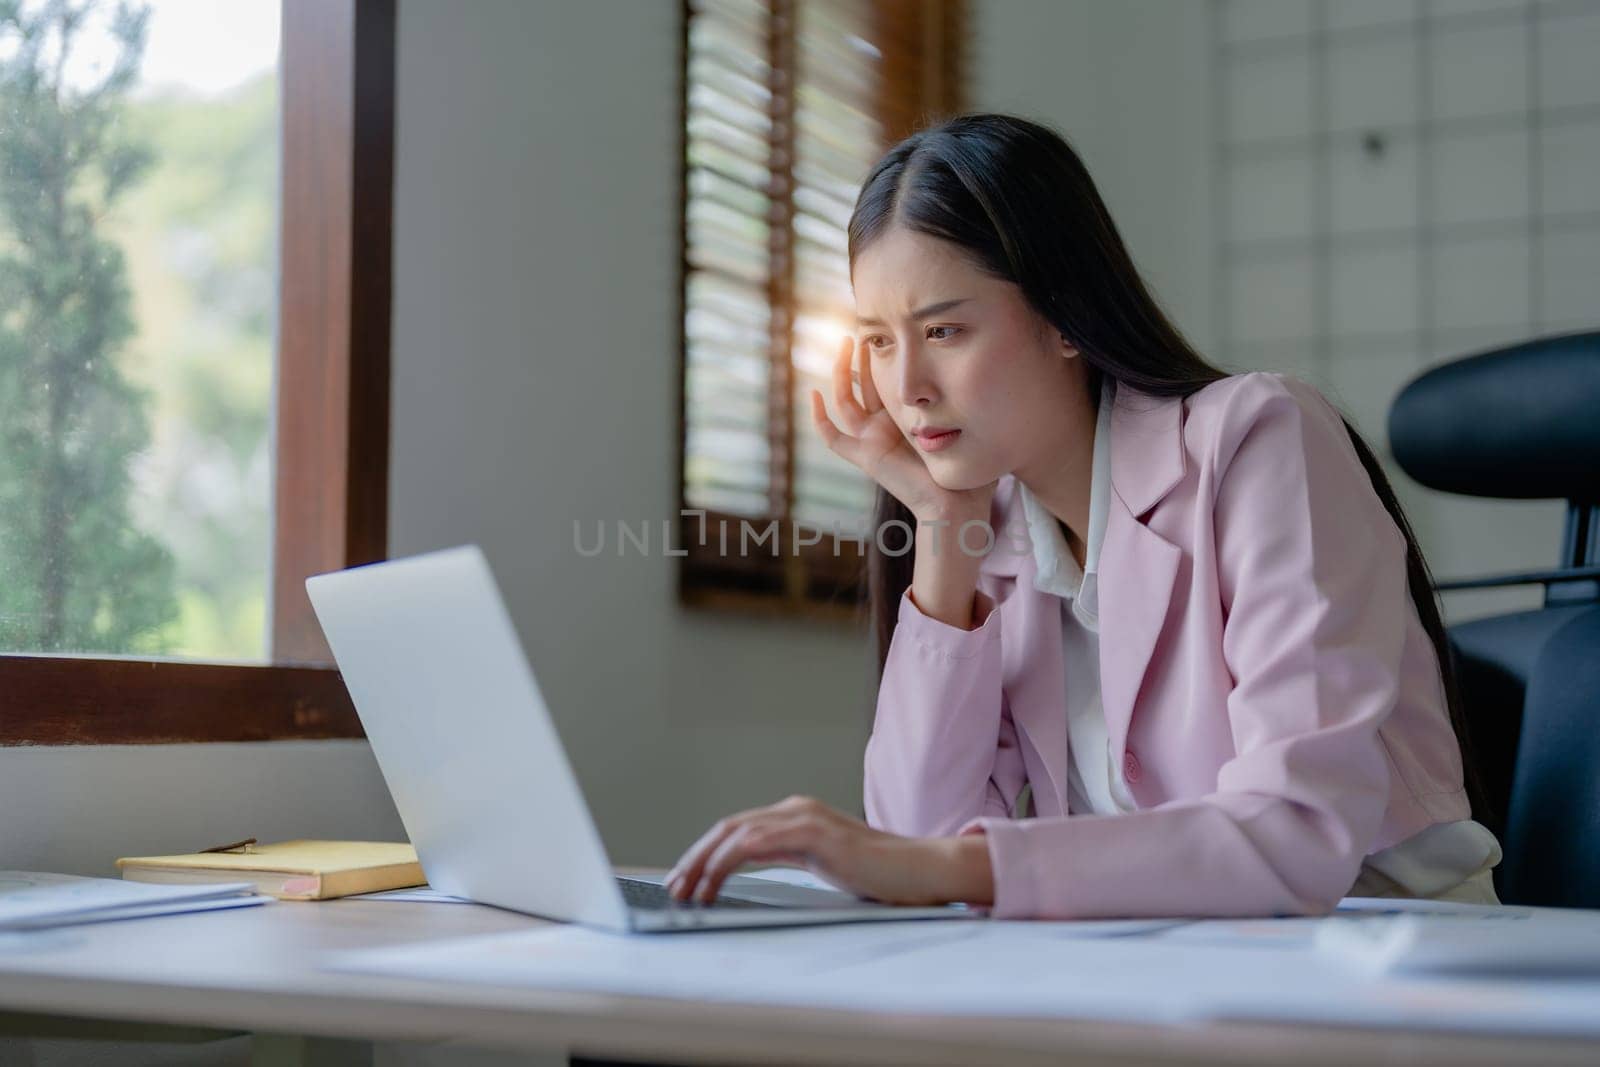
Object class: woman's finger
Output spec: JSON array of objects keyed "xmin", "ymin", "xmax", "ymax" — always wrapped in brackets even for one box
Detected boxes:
[
  {"xmin": 831, "ymin": 336, "xmax": 870, "ymax": 433},
  {"xmin": 856, "ymin": 335, "xmax": 884, "ymax": 414},
  {"xmin": 693, "ymin": 815, "xmax": 819, "ymax": 903},
  {"xmin": 665, "ymin": 814, "xmax": 749, "ymax": 901},
  {"xmin": 809, "ymin": 388, "xmax": 859, "ymax": 465}
]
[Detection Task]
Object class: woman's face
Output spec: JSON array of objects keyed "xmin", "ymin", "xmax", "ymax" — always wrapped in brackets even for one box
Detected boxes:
[{"xmin": 851, "ymin": 224, "xmax": 1087, "ymax": 492}]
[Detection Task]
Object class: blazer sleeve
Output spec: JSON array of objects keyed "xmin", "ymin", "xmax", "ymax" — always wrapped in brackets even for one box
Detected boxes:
[
  {"xmin": 958, "ymin": 373, "xmax": 1405, "ymax": 919},
  {"xmin": 863, "ymin": 584, "xmax": 1028, "ymax": 837}
]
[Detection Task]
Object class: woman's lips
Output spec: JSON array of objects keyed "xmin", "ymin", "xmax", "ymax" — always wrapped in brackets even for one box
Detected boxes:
[{"xmin": 914, "ymin": 429, "xmax": 961, "ymax": 452}]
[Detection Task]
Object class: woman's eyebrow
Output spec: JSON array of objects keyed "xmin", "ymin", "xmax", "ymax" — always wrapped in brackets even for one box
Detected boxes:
[{"xmin": 855, "ymin": 298, "xmax": 971, "ymax": 328}]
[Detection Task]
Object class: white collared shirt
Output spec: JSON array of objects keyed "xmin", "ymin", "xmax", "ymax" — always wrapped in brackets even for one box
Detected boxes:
[
  {"xmin": 1016, "ymin": 378, "xmax": 1132, "ymax": 817},
  {"xmin": 1016, "ymin": 379, "xmax": 1502, "ymax": 903}
]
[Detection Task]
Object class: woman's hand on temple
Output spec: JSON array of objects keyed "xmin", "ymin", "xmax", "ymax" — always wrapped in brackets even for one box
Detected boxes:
[
  {"xmin": 810, "ymin": 334, "xmax": 996, "ymax": 524},
  {"xmin": 663, "ymin": 794, "xmax": 995, "ymax": 907}
]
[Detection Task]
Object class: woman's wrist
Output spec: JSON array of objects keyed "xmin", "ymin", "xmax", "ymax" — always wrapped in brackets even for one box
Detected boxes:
[
  {"xmin": 937, "ymin": 833, "xmax": 995, "ymax": 906},
  {"xmin": 909, "ymin": 518, "xmax": 987, "ymax": 630},
  {"xmin": 912, "ymin": 500, "xmax": 990, "ymax": 530}
]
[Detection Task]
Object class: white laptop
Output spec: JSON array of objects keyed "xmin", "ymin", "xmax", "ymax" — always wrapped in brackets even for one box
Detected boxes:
[{"xmin": 305, "ymin": 545, "xmax": 977, "ymax": 933}]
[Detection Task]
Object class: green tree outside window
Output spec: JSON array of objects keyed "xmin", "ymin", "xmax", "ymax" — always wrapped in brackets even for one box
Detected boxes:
[
  {"xmin": 0, "ymin": 0, "xmax": 278, "ymax": 661},
  {"xmin": 0, "ymin": 0, "xmax": 179, "ymax": 654}
]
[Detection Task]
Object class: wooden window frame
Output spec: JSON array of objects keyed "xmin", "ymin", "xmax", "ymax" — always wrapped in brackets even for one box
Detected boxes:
[
  {"xmin": 675, "ymin": 0, "xmax": 966, "ymax": 621},
  {"xmin": 0, "ymin": 0, "xmax": 394, "ymax": 746}
]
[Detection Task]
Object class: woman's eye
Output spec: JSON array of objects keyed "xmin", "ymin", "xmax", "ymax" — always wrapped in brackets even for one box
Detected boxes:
[{"xmin": 864, "ymin": 328, "xmax": 956, "ymax": 349}]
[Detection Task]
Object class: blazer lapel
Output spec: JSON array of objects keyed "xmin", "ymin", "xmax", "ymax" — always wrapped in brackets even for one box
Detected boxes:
[
  {"xmin": 972, "ymin": 387, "xmax": 1187, "ymax": 813},
  {"xmin": 976, "ymin": 478, "xmax": 1071, "ymax": 815},
  {"xmin": 1097, "ymin": 387, "xmax": 1186, "ymax": 764}
]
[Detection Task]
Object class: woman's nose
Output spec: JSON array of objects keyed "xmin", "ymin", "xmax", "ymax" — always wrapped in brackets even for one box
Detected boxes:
[{"xmin": 895, "ymin": 345, "xmax": 938, "ymax": 407}]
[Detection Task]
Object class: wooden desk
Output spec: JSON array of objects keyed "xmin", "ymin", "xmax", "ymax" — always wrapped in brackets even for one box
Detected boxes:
[{"xmin": 1, "ymin": 895, "xmax": 1597, "ymax": 1067}]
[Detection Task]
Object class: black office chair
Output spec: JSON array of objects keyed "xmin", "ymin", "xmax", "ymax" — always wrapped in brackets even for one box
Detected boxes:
[
  {"xmin": 1389, "ymin": 330, "xmax": 1600, "ymax": 907},
  {"xmin": 1499, "ymin": 604, "xmax": 1600, "ymax": 907}
]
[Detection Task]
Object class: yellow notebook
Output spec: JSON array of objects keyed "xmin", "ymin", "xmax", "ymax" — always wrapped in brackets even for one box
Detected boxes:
[{"xmin": 116, "ymin": 840, "xmax": 425, "ymax": 901}]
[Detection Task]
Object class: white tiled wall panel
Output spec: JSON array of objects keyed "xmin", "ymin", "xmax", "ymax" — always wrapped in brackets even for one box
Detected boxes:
[
  {"xmin": 1430, "ymin": 22, "xmax": 1529, "ymax": 122},
  {"xmin": 1329, "ymin": 35, "xmax": 1418, "ymax": 134},
  {"xmin": 1324, "ymin": 345, "xmax": 1424, "ymax": 450},
  {"xmin": 1430, "ymin": 0, "xmax": 1531, "ymax": 22},
  {"xmin": 1410, "ymin": 491, "xmax": 1557, "ymax": 623},
  {"xmin": 1222, "ymin": 0, "xmax": 1314, "ymax": 44},
  {"xmin": 1214, "ymin": 0, "xmax": 1600, "ymax": 623},
  {"xmin": 1327, "ymin": 0, "xmax": 1419, "ymax": 32},
  {"xmin": 1538, "ymin": 6, "xmax": 1600, "ymax": 109},
  {"xmin": 1270, "ymin": 347, "xmax": 1324, "ymax": 384},
  {"xmin": 1229, "ymin": 256, "xmax": 1316, "ymax": 342},
  {"xmin": 1428, "ymin": 320, "xmax": 1546, "ymax": 364},
  {"xmin": 1430, "ymin": 233, "xmax": 1533, "ymax": 330},
  {"xmin": 1409, "ymin": 491, "xmax": 1568, "ymax": 586},
  {"xmin": 1230, "ymin": 154, "xmax": 1315, "ymax": 241},
  {"xmin": 1331, "ymin": 243, "xmax": 1421, "ymax": 336},
  {"xmin": 1226, "ymin": 49, "xmax": 1313, "ymax": 143},
  {"xmin": 1330, "ymin": 134, "xmax": 1420, "ymax": 232},
  {"xmin": 1538, "ymin": 226, "xmax": 1600, "ymax": 326},
  {"xmin": 1429, "ymin": 128, "xmax": 1531, "ymax": 225},
  {"xmin": 1540, "ymin": 120, "xmax": 1600, "ymax": 216},
  {"xmin": 1227, "ymin": 343, "xmax": 1323, "ymax": 385}
]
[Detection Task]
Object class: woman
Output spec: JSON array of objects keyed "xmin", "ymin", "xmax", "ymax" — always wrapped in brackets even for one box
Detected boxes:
[{"xmin": 665, "ymin": 113, "xmax": 1501, "ymax": 918}]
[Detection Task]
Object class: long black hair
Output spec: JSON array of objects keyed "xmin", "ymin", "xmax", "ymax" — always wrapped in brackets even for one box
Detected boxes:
[{"xmin": 847, "ymin": 112, "xmax": 1486, "ymax": 821}]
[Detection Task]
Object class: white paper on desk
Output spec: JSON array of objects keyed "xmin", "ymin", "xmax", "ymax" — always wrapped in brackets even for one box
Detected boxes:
[
  {"xmin": 329, "ymin": 904, "xmax": 1600, "ymax": 1036},
  {"xmin": 329, "ymin": 922, "xmax": 1004, "ymax": 1010},
  {"xmin": 0, "ymin": 871, "xmax": 259, "ymax": 931},
  {"xmin": 352, "ymin": 887, "xmax": 474, "ymax": 904},
  {"xmin": 1153, "ymin": 897, "xmax": 1537, "ymax": 953},
  {"xmin": 736, "ymin": 868, "xmax": 1171, "ymax": 935},
  {"xmin": 1315, "ymin": 905, "xmax": 1600, "ymax": 976},
  {"xmin": 6, "ymin": 892, "xmax": 269, "ymax": 930},
  {"xmin": 1175, "ymin": 902, "xmax": 1600, "ymax": 1035},
  {"xmin": 1336, "ymin": 895, "xmax": 1521, "ymax": 914},
  {"xmin": 328, "ymin": 920, "xmax": 1222, "ymax": 1024}
]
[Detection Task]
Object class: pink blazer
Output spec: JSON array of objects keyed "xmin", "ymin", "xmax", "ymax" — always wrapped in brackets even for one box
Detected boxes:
[{"xmin": 864, "ymin": 372, "xmax": 1472, "ymax": 919}]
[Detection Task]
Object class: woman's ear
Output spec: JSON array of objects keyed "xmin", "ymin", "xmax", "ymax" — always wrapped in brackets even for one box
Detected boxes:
[{"xmin": 1059, "ymin": 334, "xmax": 1080, "ymax": 358}]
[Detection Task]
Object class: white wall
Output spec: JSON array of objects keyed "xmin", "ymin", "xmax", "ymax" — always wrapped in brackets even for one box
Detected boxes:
[
  {"xmin": 1, "ymin": 0, "xmax": 872, "ymax": 886},
  {"xmin": 4, "ymin": 0, "xmax": 1574, "ymax": 923},
  {"xmin": 1208, "ymin": 0, "xmax": 1597, "ymax": 623},
  {"xmin": 975, "ymin": 0, "xmax": 1594, "ymax": 626},
  {"xmin": 384, "ymin": 0, "xmax": 875, "ymax": 869},
  {"xmin": 973, "ymin": 0, "xmax": 1219, "ymax": 356},
  {"xmin": 0, "ymin": 741, "xmax": 402, "ymax": 876},
  {"xmin": 17, "ymin": 0, "xmax": 1555, "ymax": 887},
  {"xmin": 1, "ymin": 5, "xmax": 867, "ymax": 1062},
  {"xmin": 2, "ymin": 3, "xmax": 1575, "ymax": 1064}
]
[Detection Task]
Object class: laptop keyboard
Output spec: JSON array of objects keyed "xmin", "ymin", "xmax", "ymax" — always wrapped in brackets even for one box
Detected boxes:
[{"xmin": 616, "ymin": 876, "xmax": 779, "ymax": 910}]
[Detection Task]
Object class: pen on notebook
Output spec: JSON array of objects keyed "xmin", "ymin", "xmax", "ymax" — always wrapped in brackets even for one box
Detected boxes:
[{"xmin": 198, "ymin": 838, "xmax": 256, "ymax": 854}]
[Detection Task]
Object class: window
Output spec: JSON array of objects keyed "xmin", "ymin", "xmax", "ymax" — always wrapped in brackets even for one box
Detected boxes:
[
  {"xmin": 677, "ymin": 0, "xmax": 966, "ymax": 618},
  {"xmin": 1, "ymin": 0, "xmax": 281, "ymax": 662},
  {"xmin": 0, "ymin": 0, "xmax": 393, "ymax": 745}
]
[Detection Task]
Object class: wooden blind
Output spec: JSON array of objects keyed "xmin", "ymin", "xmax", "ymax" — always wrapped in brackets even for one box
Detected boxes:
[{"xmin": 678, "ymin": 0, "xmax": 967, "ymax": 617}]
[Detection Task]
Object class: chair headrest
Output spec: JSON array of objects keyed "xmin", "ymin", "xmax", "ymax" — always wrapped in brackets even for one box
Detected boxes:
[{"xmin": 1389, "ymin": 331, "xmax": 1600, "ymax": 501}]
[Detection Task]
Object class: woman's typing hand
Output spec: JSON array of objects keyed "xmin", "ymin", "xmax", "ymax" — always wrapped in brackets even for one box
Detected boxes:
[{"xmin": 663, "ymin": 794, "xmax": 995, "ymax": 907}]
